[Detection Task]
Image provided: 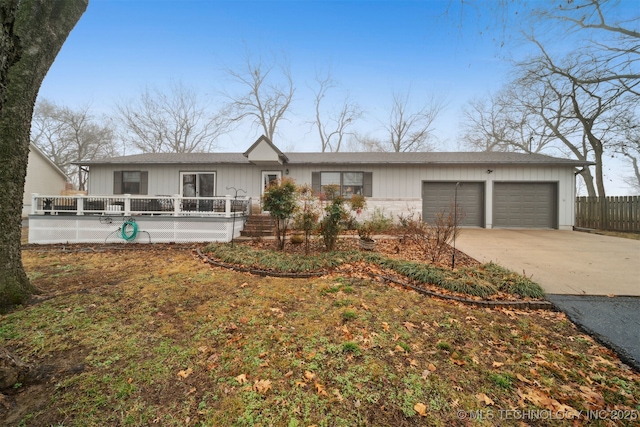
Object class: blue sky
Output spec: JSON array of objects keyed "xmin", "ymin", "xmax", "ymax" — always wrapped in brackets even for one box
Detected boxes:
[{"xmin": 38, "ymin": 0, "xmax": 639, "ymax": 194}]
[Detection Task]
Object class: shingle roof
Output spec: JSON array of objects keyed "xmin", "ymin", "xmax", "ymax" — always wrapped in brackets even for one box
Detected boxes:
[{"xmin": 76, "ymin": 151, "xmax": 591, "ymax": 166}]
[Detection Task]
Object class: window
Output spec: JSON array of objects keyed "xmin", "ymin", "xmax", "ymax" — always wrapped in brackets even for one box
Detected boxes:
[
  {"xmin": 123, "ymin": 172, "xmax": 141, "ymax": 194},
  {"xmin": 113, "ymin": 171, "xmax": 148, "ymax": 195},
  {"xmin": 312, "ymin": 172, "xmax": 372, "ymax": 197}
]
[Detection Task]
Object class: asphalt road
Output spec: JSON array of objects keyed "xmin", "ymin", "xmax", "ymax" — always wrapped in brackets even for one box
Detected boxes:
[{"xmin": 547, "ymin": 295, "xmax": 640, "ymax": 371}]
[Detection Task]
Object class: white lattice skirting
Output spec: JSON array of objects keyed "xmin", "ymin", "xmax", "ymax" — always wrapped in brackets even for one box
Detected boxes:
[{"xmin": 28, "ymin": 215, "xmax": 246, "ymax": 244}]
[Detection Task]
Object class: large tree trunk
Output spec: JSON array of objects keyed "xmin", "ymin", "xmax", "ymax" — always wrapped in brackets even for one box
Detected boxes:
[{"xmin": 0, "ymin": 0, "xmax": 87, "ymax": 308}]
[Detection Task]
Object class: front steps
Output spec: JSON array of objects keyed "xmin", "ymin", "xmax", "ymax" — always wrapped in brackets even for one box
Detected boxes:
[{"xmin": 240, "ymin": 214, "xmax": 275, "ymax": 238}]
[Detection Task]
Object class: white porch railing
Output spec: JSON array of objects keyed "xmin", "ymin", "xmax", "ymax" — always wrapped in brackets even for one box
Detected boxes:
[{"xmin": 30, "ymin": 194, "xmax": 251, "ymax": 218}]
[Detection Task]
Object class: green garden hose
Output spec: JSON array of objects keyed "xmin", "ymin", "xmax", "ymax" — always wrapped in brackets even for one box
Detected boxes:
[{"xmin": 121, "ymin": 220, "xmax": 138, "ymax": 241}]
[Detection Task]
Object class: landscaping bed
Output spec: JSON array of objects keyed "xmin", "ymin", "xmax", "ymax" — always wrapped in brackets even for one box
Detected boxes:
[{"xmin": 202, "ymin": 236, "xmax": 547, "ymax": 304}]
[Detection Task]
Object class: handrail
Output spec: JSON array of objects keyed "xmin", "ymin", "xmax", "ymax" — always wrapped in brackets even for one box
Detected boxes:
[{"xmin": 30, "ymin": 193, "xmax": 252, "ymax": 217}]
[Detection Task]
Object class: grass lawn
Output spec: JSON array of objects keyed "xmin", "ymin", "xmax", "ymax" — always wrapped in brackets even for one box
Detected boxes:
[{"xmin": 1, "ymin": 243, "xmax": 638, "ymax": 426}]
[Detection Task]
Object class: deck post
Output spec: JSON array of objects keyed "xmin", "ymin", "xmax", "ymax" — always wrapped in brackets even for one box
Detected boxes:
[
  {"xmin": 225, "ymin": 195, "xmax": 232, "ymax": 218},
  {"xmin": 31, "ymin": 193, "xmax": 38, "ymax": 215},
  {"xmin": 124, "ymin": 194, "xmax": 131, "ymax": 216},
  {"xmin": 77, "ymin": 194, "xmax": 85, "ymax": 216},
  {"xmin": 173, "ymin": 194, "xmax": 181, "ymax": 216}
]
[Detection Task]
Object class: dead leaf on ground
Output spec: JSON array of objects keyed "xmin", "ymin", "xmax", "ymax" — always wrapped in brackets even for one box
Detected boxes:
[
  {"xmin": 177, "ymin": 368, "xmax": 193, "ymax": 379},
  {"xmin": 414, "ymin": 402, "xmax": 428, "ymax": 416},
  {"xmin": 516, "ymin": 374, "xmax": 532, "ymax": 384},
  {"xmin": 403, "ymin": 321, "xmax": 418, "ymax": 332},
  {"xmin": 315, "ymin": 382, "xmax": 328, "ymax": 396},
  {"xmin": 253, "ymin": 379, "xmax": 272, "ymax": 394},
  {"xmin": 492, "ymin": 361, "xmax": 504, "ymax": 368},
  {"xmin": 476, "ymin": 393, "xmax": 495, "ymax": 406},
  {"xmin": 451, "ymin": 358, "xmax": 466, "ymax": 366},
  {"xmin": 235, "ymin": 373, "xmax": 248, "ymax": 384},
  {"xmin": 395, "ymin": 345, "xmax": 407, "ymax": 353}
]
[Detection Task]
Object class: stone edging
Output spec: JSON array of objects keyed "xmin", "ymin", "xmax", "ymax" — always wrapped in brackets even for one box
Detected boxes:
[{"xmin": 196, "ymin": 248, "xmax": 556, "ymax": 311}]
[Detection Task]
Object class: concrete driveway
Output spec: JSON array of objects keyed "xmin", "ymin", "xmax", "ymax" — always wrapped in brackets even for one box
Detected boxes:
[{"xmin": 454, "ymin": 229, "xmax": 640, "ymax": 296}]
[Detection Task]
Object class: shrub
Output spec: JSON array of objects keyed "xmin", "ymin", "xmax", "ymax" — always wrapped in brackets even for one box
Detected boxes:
[
  {"xmin": 398, "ymin": 206, "xmax": 464, "ymax": 265},
  {"xmin": 262, "ymin": 178, "xmax": 298, "ymax": 250},
  {"xmin": 293, "ymin": 185, "xmax": 321, "ymax": 254},
  {"xmin": 357, "ymin": 208, "xmax": 392, "ymax": 242},
  {"xmin": 348, "ymin": 194, "xmax": 366, "ymax": 213},
  {"xmin": 320, "ymin": 196, "xmax": 348, "ymax": 251}
]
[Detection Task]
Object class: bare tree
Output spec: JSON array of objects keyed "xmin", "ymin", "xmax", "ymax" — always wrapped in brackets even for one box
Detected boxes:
[
  {"xmin": 460, "ymin": 86, "xmax": 557, "ymax": 154},
  {"xmin": 309, "ymin": 71, "xmax": 362, "ymax": 152},
  {"xmin": 521, "ymin": 35, "xmax": 638, "ymax": 197},
  {"xmin": 458, "ymin": 0, "xmax": 639, "ymax": 197},
  {"xmin": 533, "ymin": 0, "xmax": 639, "ymax": 90},
  {"xmin": 223, "ymin": 51, "xmax": 294, "ymax": 142},
  {"xmin": 383, "ymin": 90, "xmax": 445, "ymax": 152},
  {"xmin": 0, "ymin": 0, "xmax": 87, "ymax": 307},
  {"xmin": 117, "ymin": 81, "xmax": 227, "ymax": 154},
  {"xmin": 31, "ymin": 99, "xmax": 116, "ymax": 190},
  {"xmin": 615, "ymin": 111, "xmax": 640, "ymax": 193},
  {"xmin": 347, "ymin": 134, "xmax": 387, "ymax": 152}
]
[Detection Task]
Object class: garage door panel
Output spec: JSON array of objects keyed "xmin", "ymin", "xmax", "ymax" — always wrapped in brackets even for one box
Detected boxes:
[
  {"xmin": 493, "ymin": 183, "xmax": 557, "ymax": 229},
  {"xmin": 422, "ymin": 182, "xmax": 484, "ymax": 227}
]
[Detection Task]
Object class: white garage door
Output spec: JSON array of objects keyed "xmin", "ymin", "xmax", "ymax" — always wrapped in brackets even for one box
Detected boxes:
[
  {"xmin": 493, "ymin": 182, "xmax": 557, "ymax": 228},
  {"xmin": 422, "ymin": 182, "xmax": 484, "ymax": 227}
]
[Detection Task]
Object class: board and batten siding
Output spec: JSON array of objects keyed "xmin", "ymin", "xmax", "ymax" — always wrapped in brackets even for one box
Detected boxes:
[
  {"xmin": 288, "ymin": 164, "xmax": 574, "ymax": 229},
  {"xmin": 87, "ymin": 162, "xmax": 576, "ymax": 229},
  {"xmin": 88, "ymin": 164, "xmax": 273, "ymax": 198}
]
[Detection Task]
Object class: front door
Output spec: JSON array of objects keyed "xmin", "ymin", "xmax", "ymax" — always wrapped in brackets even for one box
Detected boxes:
[{"xmin": 261, "ymin": 171, "xmax": 282, "ymax": 212}]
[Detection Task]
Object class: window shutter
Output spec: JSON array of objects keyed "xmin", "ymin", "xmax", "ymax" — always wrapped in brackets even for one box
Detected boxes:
[
  {"xmin": 140, "ymin": 171, "xmax": 149, "ymax": 195},
  {"xmin": 363, "ymin": 172, "xmax": 373, "ymax": 197},
  {"xmin": 113, "ymin": 171, "xmax": 122, "ymax": 194},
  {"xmin": 311, "ymin": 172, "xmax": 321, "ymax": 194}
]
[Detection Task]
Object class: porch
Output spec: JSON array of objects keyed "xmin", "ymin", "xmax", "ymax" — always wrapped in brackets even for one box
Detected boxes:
[{"xmin": 28, "ymin": 194, "xmax": 252, "ymax": 244}]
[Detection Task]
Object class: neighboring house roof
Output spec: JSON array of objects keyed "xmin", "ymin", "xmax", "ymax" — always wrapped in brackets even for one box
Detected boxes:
[
  {"xmin": 30, "ymin": 143, "xmax": 68, "ymax": 180},
  {"xmin": 77, "ymin": 151, "xmax": 591, "ymax": 167}
]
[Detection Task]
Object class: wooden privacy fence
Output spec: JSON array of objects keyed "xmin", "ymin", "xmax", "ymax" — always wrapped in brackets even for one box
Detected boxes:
[{"xmin": 575, "ymin": 196, "xmax": 640, "ymax": 231}]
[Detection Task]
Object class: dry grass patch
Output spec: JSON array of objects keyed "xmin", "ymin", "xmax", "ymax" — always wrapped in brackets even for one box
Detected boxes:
[{"xmin": 0, "ymin": 245, "xmax": 637, "ymax": 426}]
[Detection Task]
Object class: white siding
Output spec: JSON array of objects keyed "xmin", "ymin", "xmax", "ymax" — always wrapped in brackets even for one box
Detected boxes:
[
  {"xmin": 246, "ymin": 140, "xmax": 280, "ymax": 163},
  {"xmin": 24, "ymin": 149, "xmax": 67, "ymax": 217},
  {"xmin": 87, "ymin": 162, "xmax": 577, "ymax": 229}
]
